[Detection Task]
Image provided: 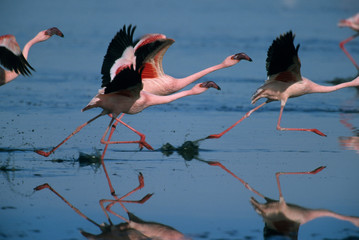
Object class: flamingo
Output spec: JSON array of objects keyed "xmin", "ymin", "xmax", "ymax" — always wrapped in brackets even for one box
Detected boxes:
[
  {"xmin": 0, "ymin": 27, "xmax": 64, "ymax": 86},
  {"xmin": 338, "ymin": 13, "xmax": 359, "ymax": 72},
  {"xmin": 34, "ymin": 25, "xmax": 244, "ymax": 157},
  {"xmin": 102, "ymin": 25, "xmax": 251, "ymax": 152},
  {"xmin": 206, "ymin": 31, "xmax": 359, "ymax": 140},
  {"xmin": 201, "ymin": 161, "xmax": 359, "ymax": 239},
  {"xmin": 34, "ymin": 173, "xmax": 190, "ymax": 240}
]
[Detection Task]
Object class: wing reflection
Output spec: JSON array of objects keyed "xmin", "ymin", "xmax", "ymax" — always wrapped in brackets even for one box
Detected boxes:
[
  {"xmin": 200, "ymin": 161, "xmax": 359, "ymax": 239},
  {"xmin": 34, "ymin": 173, "xmax": 190, "ymax": 240}
]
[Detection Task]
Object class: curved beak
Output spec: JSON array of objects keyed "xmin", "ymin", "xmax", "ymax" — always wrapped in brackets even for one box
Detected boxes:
[
  {"xmin": 232, "ymin": 52, "xmax": 252, "ymax": 62},
  {"xmin": 45, "ymin": 27, "xmax": 64, "ymax": 37},
  {"xmin": 200, "ymin": 81, "xmax": 221, "ymax": 90}
]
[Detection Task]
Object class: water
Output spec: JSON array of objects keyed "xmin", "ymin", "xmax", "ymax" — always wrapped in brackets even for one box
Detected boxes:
[{"xmin": 1, "ymin": 0, "xmax": 359, "ymax": 239}]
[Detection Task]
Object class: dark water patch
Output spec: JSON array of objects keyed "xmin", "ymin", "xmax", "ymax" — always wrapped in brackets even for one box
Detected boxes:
[
  {"xmin": 160, "ymin": 141, "xmax": 199, "ymax": 161},
  {"xmin": 1, "ymin": 206, "xmax": 16, "ymax": 210},
  {"xmin": 0, "ymin": 147, "xmax": 36, "ymax": 153}
]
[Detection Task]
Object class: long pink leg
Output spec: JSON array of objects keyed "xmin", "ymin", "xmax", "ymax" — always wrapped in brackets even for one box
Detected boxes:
[
  {"xmin": 206, "ymin": 102, "xmax": 267, "ymax": 139},
  {"xmin": 34, "ymin": 183, "xmax": 102, "ymax": 228},
  {"xmin": 276, "ymin": 105, "xmax": 327, "ymax": 136},
  {"xmin": 275, "ymin": 166, "xmax": 326, "ymax": 200},
  {"xmin": 102, "ymin": 114, "xmax": 154, "ymax": 150},
  {"xmin": 340, "ymin": 33, "xmax": 359, "ymax": 71},
  {"xmin": 200, "ymin": 160, "xmax": 265, "ymax": 199},
  {"xmin": 35, "ymin": 113, "xmax": 104, "ymax": 157}
]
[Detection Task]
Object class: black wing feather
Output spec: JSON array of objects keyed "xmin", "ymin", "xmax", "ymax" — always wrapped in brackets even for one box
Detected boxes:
[
  {"xmin": 101, "ymin": 25, "xmax": 136, "ymax": 87},
  {"xmin": 266, "ymin": 31, "xmax": 300, "ymax": 76},
  {"xmin": 104, "ymin": 66, "xmax": 143, "ymax": 94},
  {"xmin": 0, "ymin": 46, "xmax": 35, "ymax": 76}
]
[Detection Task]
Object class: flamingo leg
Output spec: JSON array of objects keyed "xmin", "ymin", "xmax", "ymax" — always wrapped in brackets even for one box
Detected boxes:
[
  {"xmin": 275, "ymin": 166, "xmax": 326, "ymax": 200},
  {"xmin": 340, "ymin": 33, "xmax": 359, "ymax": 71},
  {"xmin": 197, "ymin": 159, "xmax": 265, "ymax": 199},
  {"xmin": 101, "ymin": 114, "xmax": 154, "ymax": 150},
  {"xmin": 206, "ymin": 102, "xmax": 267, "ymax": 139},
  {"xmin": 35, "ymin": 113, "xmax": 104, "ymax": 157},
  {"xmin": 33, "ymin": 183, "xmax": 102, "ymax": 228},
  {"xmin": 276, "ymin": 105, "xmax": 327, "ymax": 136}
]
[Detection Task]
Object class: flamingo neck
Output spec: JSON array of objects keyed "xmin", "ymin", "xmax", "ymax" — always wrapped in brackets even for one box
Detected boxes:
[
  {"xmin": 307, "ymin": 77, "xmax": 359, "ymax": 94},
  {"xmin": 174, "ymin": 64, "xmax": 224, "ymax": 91},
  {"xmin": 22, "ymin": 37, "xmax": 38, "ymax": 59},
  {"xmin": 305, "ymin": 209, "xmax": 359, "ymax": 226}
]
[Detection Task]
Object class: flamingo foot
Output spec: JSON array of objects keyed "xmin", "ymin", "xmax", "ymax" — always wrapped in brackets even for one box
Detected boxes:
[
  {"xmin": 34, "ymin": 183, "xmax": 50, "ymax": 191},
  {"xmin": 139, "ymin": 140, "xmax": 154, "ymax": 151},
  {"xmin": 206, "ymin": 134, "xmax": 222, "ymax": 139},
  {"xmin": 34, "ymin": 150, "xmax": 52, "ymax": 157},
  {"xmin": 138, "ymin": 136, "xmax": 154, "ymax": 150},
  {"xmin": 311, "ymin": 129, "xmax": 327, "ymax": 137}
]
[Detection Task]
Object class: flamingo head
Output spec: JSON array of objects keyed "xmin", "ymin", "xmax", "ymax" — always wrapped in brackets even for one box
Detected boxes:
[
  {"xmin": 199, "ymin": 81, "xmax": 221, "ymax": 90},
  {"xmin": 222, "ymin": 52, "xmax": 252, "ymax": 67},
  {"xmin": 45, "ymin": 27, "xmax": 64, "ymax": 37},
  {"xmin": 34, "ymin": 27, "xmax": 64, "ymax": 42},
  {"xmin": 231, "ymin": 52, "xmax": 252, "ymax": 62},
  {"xmin": 189, "ymin": 81, "xmax": 220, "ymax": 95}
]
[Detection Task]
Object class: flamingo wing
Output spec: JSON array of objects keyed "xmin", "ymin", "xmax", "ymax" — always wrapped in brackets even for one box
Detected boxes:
[
  {"xmin": 266, "ymin": 31, "xmax": 301, "ymax": 83},
  {"xmin": 104, "ymin": 65, "xmax": 143, "ymax": 94},
  {"xmin": 0, "ymin": 35, "xmax": 34, "ymax": 76},
  {"xmin": 101, "ymin": 25, "xmax": 136, "ymax": 87},
  {"xmin": 135, "ymin": 34, "xmax": 175, "ymax": 79}
]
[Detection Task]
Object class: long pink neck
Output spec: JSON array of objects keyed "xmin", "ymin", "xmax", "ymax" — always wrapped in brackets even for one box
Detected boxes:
[
  {"xmin": 22, "ymin": 37, "xmax": 38, "ymax": 59},
  {"xmin": 305, "ymin": 209, "xmax": 359, "ymax": 226},
  {"xmin": 174, "ymin": 64, "xmax": 224, "ymax": 91},
  {"xmin": 307, "ymin": 77, "xmax": 359, "ymax": 94}
]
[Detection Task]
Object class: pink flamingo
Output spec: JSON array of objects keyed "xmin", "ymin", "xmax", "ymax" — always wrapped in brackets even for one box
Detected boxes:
[
  {"xmin": 202, "ymin": 161, "xmax": 359, "ymax": 238},
  {"xmin": 206, "ymin": 31, "xmax": 359, "ymax": 140},
  {"xmin": 0, "ymin": 27, "xmax": 64, "ymax": 86},
  {"xmin": 103, "ymin": 25, "xmax": 251, "ymax": 151},
  {"xmin": 34, "ymin": 173, "xmax": 190, "ymax": 240},
  {"xmin": 338, "ymin": 13, "xmax": 359, "ymax": 71},
  {"xmin": 35, "ymin": 25, "xmax": 247, "ymax": 157}
]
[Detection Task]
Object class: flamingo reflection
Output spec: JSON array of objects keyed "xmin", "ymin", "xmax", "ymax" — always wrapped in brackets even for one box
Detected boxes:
[
  {"xmin": 200, "ymin": 161, "xmax": 359, "ymax": 239},
  {"xmin": 339, "ymin": 114, "xmax": 359, "ymax": 154},
  {"xmin": 34, "ymin": 173, "xmax": 190, "ymax": 240}
]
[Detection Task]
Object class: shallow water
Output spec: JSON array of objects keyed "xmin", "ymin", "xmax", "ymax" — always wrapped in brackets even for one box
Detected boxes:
[{"xmin": 1, "ymin": 0, "xmax": 359, "ymax": 239}]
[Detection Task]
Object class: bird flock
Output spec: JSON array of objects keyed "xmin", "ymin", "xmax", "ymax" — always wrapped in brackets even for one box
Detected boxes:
[{"xmin": 1, "ymin": 13, "xmax": 359, "ymax": 239}]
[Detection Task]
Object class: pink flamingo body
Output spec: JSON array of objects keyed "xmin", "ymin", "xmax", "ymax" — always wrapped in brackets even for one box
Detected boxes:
[
  {"xmin": 207, "ymin": 31, "xmax": 359, "ymax": 140},
  {"xmin": 338, "ymin": 13, "xmax": 359, "ymax": 71},
  {"xmin": 106, "ymin": 25, "xmax": 251, "ymax": 150},
  {"xmin": 0, "ymin": 27, "xmax": 63, "ymax": 86},
  {"xmin": 35, "ymin": 25, "xmax": 245, "ymax": 157}
]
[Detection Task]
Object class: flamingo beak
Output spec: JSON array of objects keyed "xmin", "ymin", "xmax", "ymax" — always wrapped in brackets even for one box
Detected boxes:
[
  {"xmin": 45, "ymin": 27, "xmax": 64, "ymax": 37},
  {"xmin": 199, "ymin": 81, "xmax": 221, "ymax": 90},
  {"xmin": 232, "ymin": 52, "xmax": 252, "ymax": 62}
]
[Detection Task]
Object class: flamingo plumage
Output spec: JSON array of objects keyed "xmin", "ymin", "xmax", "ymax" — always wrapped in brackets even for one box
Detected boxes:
[
  {"xmin": 102, "ymin": 25, "xmax": 252, "ymax": 151},
  {"xmin": 0, "ymin": 27, "xmax": 64, "ymax": 86},
  {"xmin": 206, "ymin": 31, "xmax": 359, "ymax": 140}
]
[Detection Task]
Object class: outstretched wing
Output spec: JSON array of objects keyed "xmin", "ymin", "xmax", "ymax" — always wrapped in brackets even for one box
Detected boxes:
[
  {"xmin": 265, "ymin": 31, "xmax": 301, "ymax": 83},
  {"xmin": 0, "ymin": 34, "xmax": 35, "ymax": 76},
  {"xmin": 104, "ymin": 65, "xmax": 143, "ymax": 94},
  {"xmin": 101, "ymin": 25, "xmax": 136, "ymax": 87},
  {"xmin": 134, "ymin": 34, "xmax": 174, "ymax": 79}
]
